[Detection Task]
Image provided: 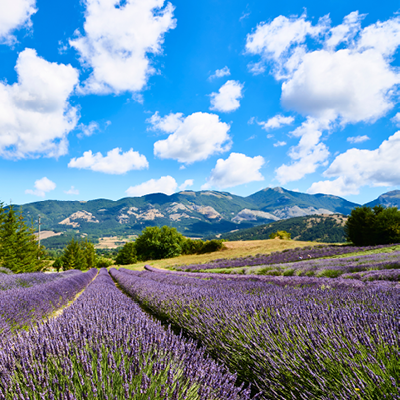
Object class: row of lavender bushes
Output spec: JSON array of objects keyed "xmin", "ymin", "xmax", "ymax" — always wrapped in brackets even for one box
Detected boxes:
[
  {"xmin": 252, "ymin": 250, "xmax": 400, "ymax": 280},
  {"xmin": 173, "ymin": 244, "xmax": 398, "ymax": 271},
  {"xmin": 0, "ymin": 269, "xmax": 253, "ymax": 400},
  {"xmin": 144, "ymin": 265, "xmax": 400, "ymax": 290},
  {"xmin": 111, "ymin": 268, "xmax": 400, "ymax": 400},
  {"xmin": 0, "ymin": 269, "xmax": 97, "ymax": 339},
  {"xmin": 0, "ymin": 270, "xmax": 78, "ymax": 291}
]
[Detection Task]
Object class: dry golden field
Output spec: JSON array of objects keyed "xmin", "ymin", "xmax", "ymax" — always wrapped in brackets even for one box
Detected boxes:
[
  {"xmin": 117, "ymin": 239, "xmax": 324, "ymax": 271},
  {"xmin": 96, "ymin": 235, "xmax": 137, "ymax": 249}
]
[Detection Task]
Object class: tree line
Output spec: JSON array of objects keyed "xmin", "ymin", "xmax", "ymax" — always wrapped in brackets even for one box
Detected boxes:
[
  {"xmin": 0, "ymin": 204, "xmax": 46, "ymax": 273},
  {"xmin": 345, "ymin": 205, "xmax": 400, "ymax": 246},
  {"xmin": 115, "ymin": 226, "xmax": 224, "ymax": 265},
  {"xmin": 53, "ymin": 226, "xmax": 224, "ymax": 270},
  {"xmin": 4, "ymin": 200, "xmax": 399, "ymax": 274}
]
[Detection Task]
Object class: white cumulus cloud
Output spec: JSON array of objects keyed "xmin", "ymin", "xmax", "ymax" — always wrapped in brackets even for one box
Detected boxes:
[
  {"xmin": 70, "ymin": 0, "xmax": 176, "ymax": 95},
  {"xmin": 347, "ymin": 135, "xmax": 369, "ymax": 144},
  {"xmin": 64, "ymin": 186, "xmax": 80, "ymax": 195},
  {"xmin": 259, "ymin": 114, "xmax": 294, "ymax": 130},
  {"xmin": 273, "ymin": 141, "xmax": 287, "ymax": 147},
  {"xmin": 0, "ymin": 0, "xmax": 37, "ymax": 44},
  {"xmin": 25, "ymin": 177, "xmax": 56, "ymax": 197},
  {"xmin": 308, "ymin": 131, "xmax": 400, "ymax": 196},
  {"xmin": 153, "ymin": 112, "xmax": 231, "ymax": 163},
  {"xmin": 210, "ymin": 80, "xmax": 244, "ymax": 112},
  {"xmin": 202, "ymin": 152, "xmax": 265, "ymax": 189},
  {"xmin": 147, "ymin": 111, "xmax": 184, "ymax": 133},
  {"xmin": 246, "ymin": 11, "xmax": 400, "ymax": 184},
  {"xmin": 78, "ymin": 121, "xmax": 100, "ymax": 137},
  {"xmin": 68, "ymin": 148, "xmax": 149, "ymax": 174},
  {"xmin": 0, "ymin": 49, "xmax": 79, "ymax": 159},
  {"xmin": 209, "ymin": 66, "xmax": 231, "ymax": 80},
  {"xmin": 275, "ymin": 118, "xmax": 330, "ymax": 184},
  {"xmin": 246, "ymin": 11, "xmax": 400, "ymax": 123},
  {"xmin": 179, "ymin": 179, "xmax": 194, "ymax": 191},
  {"xmin": 126, "ymin": 175, "xmax": 177, "ymax": 197},
  {"xmin": 391, "ymin": 112, "xmax": 400, "ymax": 126}
]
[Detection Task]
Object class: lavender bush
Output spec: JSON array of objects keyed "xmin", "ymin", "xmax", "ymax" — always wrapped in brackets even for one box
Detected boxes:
[
  {"xmin": 0, "ymin": 270, "xmax": 71, "ymax": 291},
  {"xmin": 0, "ymin": 269, "xmax": 253, "ymax": 400},
  {"xmin": 140, "ymin": 265, "xmax": 400, "ymax": 290},
  {"xmin": 111, "ymin": 267, "xmax": 400, "ymax": 400},
  {"xmin": 173, "ymin": 244, "xmax": 399, "ymax": 271},
  {"xmin": 252, "ymin": 250, "xmax": 400, "ymax": 279},
  {"xmin": 0, "ymin": 267, "xmax": 12, "ymax": 275},
  {"xmin": 0, "ymin": 269, "xmax": 97, "ymax": 338},
  {"xmin": 342, "ymin": 268, "xmax": 400, "ymax": 282}
]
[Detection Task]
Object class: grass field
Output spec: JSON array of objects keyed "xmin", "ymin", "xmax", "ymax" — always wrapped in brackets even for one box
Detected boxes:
[{"xmin": 117, "ymin": 239, "xmax": 327, "ymax": 270}]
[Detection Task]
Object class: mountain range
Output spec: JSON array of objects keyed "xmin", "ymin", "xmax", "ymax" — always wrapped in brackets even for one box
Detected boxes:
[{"xmin": 10, "ymin": 187, "xmax": 400, "ymax": 247}]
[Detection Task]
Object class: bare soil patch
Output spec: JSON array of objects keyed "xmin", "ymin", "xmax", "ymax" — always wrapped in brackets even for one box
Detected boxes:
[
  {"xmin": 96, "ymin": 235, "xmax": 137, "ymax": 249},
  {"xmin": 34, "ymin": 230, "xmax": 64, "ymax": 240}
]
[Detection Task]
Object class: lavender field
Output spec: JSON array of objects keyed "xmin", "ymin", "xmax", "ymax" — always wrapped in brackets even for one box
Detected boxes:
[
  {"xmin": 1, "ymin": 245, "xmax": 399, "ymax": 399},
  {"xmin": 0, "ymin": 269, "xmax": 97, "ymax": 339},
  {"xmin": 111, "ymin": 267, "xmax": 400, "ymax": 400},
  {"xmin": 172, "ymin": 244, "xmax": 400, "ymax": 272},
  {"xmin": 0, "ymin": 269, "xmax": 251, "ymax": 400},
  {"xmin": 169, "ymin": 244, "xmax": 400, "ymax": 285}
]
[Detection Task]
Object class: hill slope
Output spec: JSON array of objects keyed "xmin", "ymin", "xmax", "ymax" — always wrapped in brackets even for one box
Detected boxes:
[
  {"xmin": 10, "ymin": 187, "xmax": 360, "ymax": 247},
  {"xmin": 218, "ymin": 214, "xmax": 348, "ymax": 243},
  {"xmin": 365, "ymin": 190, "xmax": 400, "ymax": 208}
]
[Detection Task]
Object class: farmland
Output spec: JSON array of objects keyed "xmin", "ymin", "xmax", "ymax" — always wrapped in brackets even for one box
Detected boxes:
[{"xmin": 1, "ymin": 241, "xmax": 399, "ymax": 399}]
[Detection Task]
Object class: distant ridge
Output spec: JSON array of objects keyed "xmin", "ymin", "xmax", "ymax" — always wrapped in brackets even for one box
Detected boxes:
[
  {"xmin": 216, "ymin": 214, "xmax": 348, "ymax": 243},
  {"xmin": 9, "ymin": 186, "xmax": 361, "ymax": 248},
  {"xmin": 365, "ymin": 190, "xmax": 400, "ymax": 209}
]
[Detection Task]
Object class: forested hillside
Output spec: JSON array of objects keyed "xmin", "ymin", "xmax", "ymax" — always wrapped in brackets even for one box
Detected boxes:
[
  {"xmin": 218, "ymin": 214, "xmax": 348, "ymax": 243},
  {"xmin": 9, "ymin": 187, "xmax": 359, "ymax": 248}
]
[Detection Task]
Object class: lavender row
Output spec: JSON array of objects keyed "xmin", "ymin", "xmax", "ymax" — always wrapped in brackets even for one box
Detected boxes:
[
  {"xmin": 172, "ymin": 244, "xmax": 398, "ymax": 271},
  {"xmin": 111, "ymin": 267, "xmax": 400, "ymax": 400},
  {"xmin": 141, "ymin": 265, "xmax": 400, "ymax": 290},
  {"xmin": 0, "ymin": 268, "xmax": 253, "ymax": 400},
  {"xmin": 0, "ymin": 267, "xmax": 12, "ymax": 275},
  {"xmin": 342, "ymin": 268, "xmax": 400, "ymax": 282},
  {"xmin": 0, "ymin": 269, "xmax": 97, "ymax": 338},
  {"xmin": 0, "ymin": 270, "xmax": 71, "ymax": 291},
  {"xmin": 251, "ymin": 250, "xmax": 400, "ymax": 279}
]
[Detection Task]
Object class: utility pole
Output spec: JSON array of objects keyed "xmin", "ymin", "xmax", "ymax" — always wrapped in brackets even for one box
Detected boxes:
[{"xmin": 38, "ymin": 214, "xmax": 41, "ymax": 259}]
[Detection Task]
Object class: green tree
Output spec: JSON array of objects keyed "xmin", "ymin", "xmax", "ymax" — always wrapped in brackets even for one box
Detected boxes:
[
  {"xmin": 0, "ymin": 205, "xmax": 45, "ymax": 273},
  {"xmin": 269, "ymin": 230, "xmax": 291, "ymax": 240},
  {"xmin": 0, "ymin": 205, "xmax": 19, "ymax": 270},
  {"xmin": 97, "ymin": 257, "xmax": 113, "ymax": 268},
  {"xmin": 115, "ymin": 242, "xmax": 137, "ymax": 265},
  {"xmin": 375, "ymin": 207, "xmax": 400, "ymax": 245},
  {"xmin": 345, "ymin": 206, "xmax": 381, "ymax": 246},
  {"xmin": 62, "ymin": 238, "xmax": 87, "ymax": 270},
  {"xmin": 181, "ymin": 238, "xmax": 204, "ymax": 255},
  {"xmin": 15, "ymin": 212, "xmax": 46, "ymax": 272},
  {"xmin": 53, "ymin": 257, "xmax": 63, "ymax": 272},
  {"xmin": 81, "ymin": 238, "xmax": 97, "ymax": 269},
  {"xmin": 345, "ymin": 205, "xmax": 400, "ymax": 246},
  {"xmin": 135, "ymin": 226, "xmax": 185, "ymax": 261}
]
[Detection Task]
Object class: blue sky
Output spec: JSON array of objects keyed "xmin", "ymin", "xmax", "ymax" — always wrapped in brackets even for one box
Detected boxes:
[{"xmin": 1, "ymin": 0, "xmax": 400, "ymax": 205}]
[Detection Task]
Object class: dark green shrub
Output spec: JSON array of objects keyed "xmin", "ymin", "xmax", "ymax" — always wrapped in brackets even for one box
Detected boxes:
[
  {"xmin": 317, "ymin": 269, "xmax": 342, "ymax": 278},
  {"xmin": 53, "ymin": 257, "xmax": 63, "ymax": 272},
  {"xmin": 135, "ymin": 226, "xmax": 185, "ymax": 261},
  {"xmin": 115, "ymin": 242, "xmax": 137, "ymax": 265},
  {"xmin": 269, "ymin": 230, "xmax": 291, "ymax": 240},
  {"xmin": 197, "ymin": 239, "xmax": 224, "ymax": 254},
  {"xmin": 97, "ymin": 257, "xmax": 113, "ymax": 268},
  {"xmin": 283, "ymin": 269, "xmax": 295, "ymax": 276}
]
